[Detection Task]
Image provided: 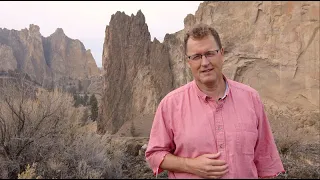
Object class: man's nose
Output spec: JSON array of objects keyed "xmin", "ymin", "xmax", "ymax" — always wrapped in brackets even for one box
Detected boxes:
[{"xmin": 200, "ymin": 55, "xmax": 210, "ymax": 66}]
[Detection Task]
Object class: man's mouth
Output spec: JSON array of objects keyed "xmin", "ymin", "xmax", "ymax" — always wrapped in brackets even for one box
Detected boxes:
[{"xmin": 201, "ymin": 68, "xmax": 213, "ymax": 73}]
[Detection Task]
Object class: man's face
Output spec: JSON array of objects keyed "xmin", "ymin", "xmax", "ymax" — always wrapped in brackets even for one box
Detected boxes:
[{"xmin": 186, "ymin": 35, "xmax": 224, "ymax": 86}]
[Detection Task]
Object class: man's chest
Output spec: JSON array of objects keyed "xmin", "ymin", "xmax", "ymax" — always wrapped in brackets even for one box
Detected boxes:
[{"xmin": 170, "ymin": 98, "xmax": 258, "ymax": 156}]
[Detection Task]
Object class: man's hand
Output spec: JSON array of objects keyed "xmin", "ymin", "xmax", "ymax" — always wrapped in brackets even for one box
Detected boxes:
[
  {"xmin": 185, "ymin": 152, "xmax": 228, "ymax": 179},
  {"xmin": 160, "ymin": 152, "xmax": 228, "ymax": 179}
]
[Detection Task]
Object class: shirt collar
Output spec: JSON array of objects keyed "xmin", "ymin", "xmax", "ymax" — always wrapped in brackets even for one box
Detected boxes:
[{"xmin": 192, "ymin": 74, "xmax": 229, "ymax": 102}]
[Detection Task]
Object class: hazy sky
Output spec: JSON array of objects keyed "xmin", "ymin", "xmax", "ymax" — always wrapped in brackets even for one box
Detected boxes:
[{"xmin": 0, "ymin": 1, "xmax": 202, "ymax": 67}]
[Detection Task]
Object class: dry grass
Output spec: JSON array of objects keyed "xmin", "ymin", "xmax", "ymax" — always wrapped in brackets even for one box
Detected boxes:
[
  {"xmin": 0, "ymin": 79, "xmax": 121, "ymax": 179},
  {"xmin": 262, "ymin": 102, "xmax": 320, "ymax": 179},
  {"xmin": 276, "ymin": 143, "xmax": 320, "ymax": 179}
]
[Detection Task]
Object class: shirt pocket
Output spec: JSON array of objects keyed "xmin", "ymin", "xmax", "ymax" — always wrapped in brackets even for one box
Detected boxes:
[
  {"xmin": 241, "ymin": 131, "xmax": 257, "ymax": 155},
  {"xmin": 235, "ymin": 122, "xmax": 258, "ymax": 155}
]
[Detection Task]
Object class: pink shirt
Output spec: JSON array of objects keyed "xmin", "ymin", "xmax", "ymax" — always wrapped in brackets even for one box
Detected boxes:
[{"xmin": 145, "ymin": 78, "xmax": 285, "ymax": 179}]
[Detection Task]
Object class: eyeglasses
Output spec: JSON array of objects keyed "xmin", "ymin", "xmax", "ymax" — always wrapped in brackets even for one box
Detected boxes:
[{"xmin": 187, "ymin": 49, "xmax": 220, "ymax": 61}]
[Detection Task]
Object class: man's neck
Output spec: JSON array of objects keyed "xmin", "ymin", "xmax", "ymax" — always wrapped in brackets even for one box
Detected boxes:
[{"xmin": 196, "ymin": 76, "xmax": 226, "ymax": 101}]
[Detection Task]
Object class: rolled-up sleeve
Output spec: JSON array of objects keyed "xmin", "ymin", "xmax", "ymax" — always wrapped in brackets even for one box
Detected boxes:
[
  {"xmin": 252, "ymin": 92, "xmax": 285, "ymax": 178},
  {"xmin": 145, "ymin": 98, "xmax": 175, "ymax": 176}
]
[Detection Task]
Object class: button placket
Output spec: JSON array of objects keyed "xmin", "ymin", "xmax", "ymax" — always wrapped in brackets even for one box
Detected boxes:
[
  {"xmin": 216, "ymin": 125, "xmax": 223, "ymax": 131},
  {"xmin": 215, "ymin": 107, "xmax": 226, "ymax": 160},
  {"xmin": 208, "ymin": 99, "xmax": 226, "ymax": 158},
  {"xmin": 204, "ymin": 99, "xmax": 218, "ymax": 153}
]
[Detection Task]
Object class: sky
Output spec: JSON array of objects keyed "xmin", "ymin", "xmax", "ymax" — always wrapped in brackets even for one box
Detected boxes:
[{"xmin": 0, "ymin": 1, "xmax": 202, "ymax": 67}]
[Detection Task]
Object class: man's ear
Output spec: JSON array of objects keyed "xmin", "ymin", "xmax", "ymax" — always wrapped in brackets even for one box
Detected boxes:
[
  {"xmin": 220, "ymin": 48, "xmax": 224, "ymax": 56},
  {"xmin": 220, "ymin": 48, "xmax": 225, "ymax": 62}
]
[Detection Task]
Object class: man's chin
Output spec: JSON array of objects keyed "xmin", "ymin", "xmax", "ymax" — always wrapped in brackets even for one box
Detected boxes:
[{"xmin": 199, "ymin": 77, "xmax": 216, "ymax": 85}]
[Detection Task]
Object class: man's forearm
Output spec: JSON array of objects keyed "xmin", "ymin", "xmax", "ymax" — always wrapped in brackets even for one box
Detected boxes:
[{"xmin": 160, "ymin": 153, "xmax": 193, "ymax": 174}]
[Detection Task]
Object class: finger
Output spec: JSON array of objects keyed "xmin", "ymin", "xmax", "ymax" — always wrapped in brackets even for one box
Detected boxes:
[
  {"xmin": 207, "ymin": 175, "xmax": 221, "ymax": 179},
  {"xmin": 208, "ymin": 169, "xmax": 229, "ymax": 176},
  {"xmin": 208, "ymin": 159, "xmax": 227, "ymax": 166},
  {"xmin": 205, "ymin": 152, "xmax": 221, "ymax": 159},
  {"xmin": 209, "ymin": 164, "xmax": 228, "ymax": 172},
  {"xmin": 205, "ymin": 175, "xmax": 218, "ymax": 179},
  {"xmin": 205, "ymin": 164, "xmax": 228, "ymax": 173}
]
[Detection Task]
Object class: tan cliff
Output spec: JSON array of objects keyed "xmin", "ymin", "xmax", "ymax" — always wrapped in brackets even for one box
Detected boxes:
[
  {"xmin": 0, "ymin": 24, "xmax": 101, "ymax": 91},
  {"xmin": 43, "ymin": 28, "xmax": 100, "ymax": 80},
  {"xmin": 0, "ymin": 25, "xmax": 51, "ymax": 85},
  {"xmin": 98, "ymin": 11, "xmax": 173, "ymax": 135},
  {"xmin": 99, "ymin": 1, "xmax": 319, "ymax": 142}
]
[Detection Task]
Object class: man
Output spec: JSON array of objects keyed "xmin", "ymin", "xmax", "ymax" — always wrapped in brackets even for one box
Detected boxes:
[{"xmin": 145, "ymin": 23, "xmax": 285, "ymax": 179}]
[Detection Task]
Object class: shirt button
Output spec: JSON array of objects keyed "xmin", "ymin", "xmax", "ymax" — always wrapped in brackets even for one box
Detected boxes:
[
  {"xmin": 219, "ymin": 144, "xmax": 224, "ymax": 149},
  {"xmin": 216, "ymin": 105, "xmax": 223, "ymax": 111},
  {"xmin": 217, "ymin": 126, "xmax": 223, "ymax": 130}
]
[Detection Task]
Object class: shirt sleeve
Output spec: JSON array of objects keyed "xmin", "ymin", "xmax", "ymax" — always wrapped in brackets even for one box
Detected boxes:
[
  {"xmin": 252, "ymin": 92, "xmax": 286, "ymax": 178},
  {"xmin": 145, "ymin": 97, "xmax": 175, "ymax": 176}
]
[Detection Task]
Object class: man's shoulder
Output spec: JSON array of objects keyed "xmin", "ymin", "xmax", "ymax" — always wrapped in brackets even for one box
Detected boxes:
[
  {"xmin": 227, "ymin": 78, "xmax": 259, "ymax": 96},
  {"xmin": 162, "ymin": 81, "xmax": 193, "ymax": 102}
]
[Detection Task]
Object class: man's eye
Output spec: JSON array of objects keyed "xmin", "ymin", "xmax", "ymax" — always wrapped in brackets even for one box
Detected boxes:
[
  {"xmin": 206, "ymin": 51, "xmax": 216, "ymax": 57},
  {"xmin": 191, "ymin": 55, "xmax": 201, "ymax": 60}
]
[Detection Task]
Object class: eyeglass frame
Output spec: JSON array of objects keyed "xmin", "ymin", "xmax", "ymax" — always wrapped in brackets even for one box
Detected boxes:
[{"xmin": 186, "ymin": 49, "xmax": 221, "ymax": 61}]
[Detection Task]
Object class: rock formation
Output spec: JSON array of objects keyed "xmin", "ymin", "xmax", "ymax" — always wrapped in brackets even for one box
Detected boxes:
[
  {"xmin": 100, "ymin": 1, "xmax": 319, "ymax": 141},
  {"xmin": 0, "ymin": 24, "xmax": 101, "ymax": 91},
  {"xmin": 98, "ymin": 11, "xmax": 173, "ymax": 135},
  {"xmin": 43, "ymin": 28, "xmax": 100, "ymax": 80},
  {"xmin": 184, "ymin": 1, "xmax": 319, "ymax": 109},
  {"xmin": 0, "ymin": 25, "xmax": 51, "ymax": 85},
  {"xmin": 0, "ymin": 44, "xmax": 16, "ymax": 72}
]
